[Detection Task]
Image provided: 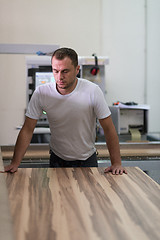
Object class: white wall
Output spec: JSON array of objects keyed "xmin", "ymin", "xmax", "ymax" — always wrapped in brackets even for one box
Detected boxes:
[
  {"xmin": 0, "ymin": 54, "xmax": 26, "ymax": 144},
  {"xmin": 0, "ymin": 0, "xmax": 101, "ymax": 145},
  {"xmin": 146, "ymin": 0, "xmax": 160, "ymax": 132},
  {"xmin": 0, "ymin": 0, "xmax": 101, "ymax": 55},
  {"xmin": 102, "ymin": 0, "xmax": 145, "ymax": 105},
  {"xmin": 101, "ymin": 0, "xmax": 160, "ymax": 133},
  {"xmin": 0, "ymin": 0, "xmax": 160, "ymax": 145}
]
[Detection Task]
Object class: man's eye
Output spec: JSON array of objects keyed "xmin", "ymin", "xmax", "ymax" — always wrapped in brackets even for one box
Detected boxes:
[
  {"xmin": 53, "ymin": 70, "xmax": 58, "ymax": 74},
  {"xmin": 63, "ymin": 70, "xmax": 69, "ymax": 73}
]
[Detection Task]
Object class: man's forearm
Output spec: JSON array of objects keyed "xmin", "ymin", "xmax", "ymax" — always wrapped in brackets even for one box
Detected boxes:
[
  {"xmin": 99, "ymin": 116, "xmax": 122, "ymax": 166},
  {"xmin": 99, "ymin": 117, "xmax": 127, "ymax": 174},
  {"xmin": 3, "ymin": 117, "xmax": 37, "ymax": 173},
  {"xmin": 105, "ymin": 132, "xmax": 122, "ymax": 166},
  {"xmin": 12, "ymin": 127, "xmax": 33, "ymax": 165}
]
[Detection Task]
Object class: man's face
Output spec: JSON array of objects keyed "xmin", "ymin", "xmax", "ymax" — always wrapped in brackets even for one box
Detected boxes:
[{"xmin": 52, "ymin": 56, "xmax": 80, "ymax": 94}]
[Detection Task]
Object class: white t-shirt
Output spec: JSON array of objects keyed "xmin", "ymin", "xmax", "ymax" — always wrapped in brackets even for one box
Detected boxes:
[{"xmin": 26, "ymin": 78, "xmax": 111, "ymax": 160}]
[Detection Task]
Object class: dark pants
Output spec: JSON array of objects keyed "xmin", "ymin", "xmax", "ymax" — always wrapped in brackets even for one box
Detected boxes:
[{"xmin": 50, "ymin": 151, "xmax": 98, "ymax": 168}]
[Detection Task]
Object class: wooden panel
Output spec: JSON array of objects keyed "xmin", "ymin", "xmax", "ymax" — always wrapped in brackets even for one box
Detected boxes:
[
  {"xmin": 2, "ymin": 143, "xmax": 160, "ymax": 160},
  {"xmin": 97, "ymin": 148, "xmax": 160, "ymax": 157},
  {"xmin": 0, "ymin": 148, "xmax": 15, "ymax": 240},
  {"xmin": 4, "ymin": 167, "xmax": 160, "ymax": 240}
]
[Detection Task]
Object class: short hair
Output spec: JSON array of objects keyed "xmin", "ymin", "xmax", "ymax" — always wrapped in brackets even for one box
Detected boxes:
[{"xmin": 51, "ymin": 47, "xmax": 78, "ymax": 68}]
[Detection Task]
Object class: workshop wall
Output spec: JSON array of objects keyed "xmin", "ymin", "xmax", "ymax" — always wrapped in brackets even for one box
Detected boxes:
[
  {"xmin": 0, "ymin": 0, "xmax": 101, "ymax": 145},
  {"xmin": 0, "ymin": 0, "xmax": 160, "ymax": 145},
  {"xmin": 146, "ymin": 0, "xmax": 160, "ymax": 132},
  {"xmin": 102, "ymin": 0, "xmax": 160, "ymax": 133},
  {"xmin": 0, "ymin": 54, "xmax": 26, "ymax": 145},
  {"xmin": 102, "ymin": 0, "xmax": 145, "ymax": 105},
  {"xmin": 0, "ymin": 0, "xmax": 101, "ymax": 55}
]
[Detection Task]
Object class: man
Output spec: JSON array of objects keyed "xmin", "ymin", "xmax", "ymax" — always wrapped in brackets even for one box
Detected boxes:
[{"xmin": 4, "ymin": 47, "xmax": 127, "ymax": 174}]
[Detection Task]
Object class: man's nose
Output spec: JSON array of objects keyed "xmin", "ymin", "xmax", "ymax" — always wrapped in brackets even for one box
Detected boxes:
[{"xmin": 57, "ymin": 71, "xmax": 63, "ymax": 80}]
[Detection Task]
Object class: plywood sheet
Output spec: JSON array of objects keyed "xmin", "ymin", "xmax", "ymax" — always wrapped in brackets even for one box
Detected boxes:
[
  {"xmin": 0, "ymin": 148, "xmax": 15, "ymax": 240},
  {"xmin": 4, "ymin": 167, "xmax": 160, "ymax": 240},
  {"xmin": 2, "ymin": 143, "xmax": 160, "ymax": 160}
]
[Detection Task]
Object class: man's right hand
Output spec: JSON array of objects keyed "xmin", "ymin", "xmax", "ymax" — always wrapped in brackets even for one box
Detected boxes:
[
  {"xmin": 1, "ymin": 117, "xmax": 37, "ymax": 174},
  {"xmin": 2, "ymin": 163, "xmax": 19, "ymax": 173}
]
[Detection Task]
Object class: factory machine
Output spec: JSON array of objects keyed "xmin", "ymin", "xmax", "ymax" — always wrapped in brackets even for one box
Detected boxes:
[
  {"xmin": 26, "ymin": 55, "xmax": 150, "ymax": 143},
  {"xmin": 109, "ymin": 103, "xmax": 150, "ymax": 142},
  {"xmin": 25, "ymin": 55, "xmax": 109, "ymax": 142}
]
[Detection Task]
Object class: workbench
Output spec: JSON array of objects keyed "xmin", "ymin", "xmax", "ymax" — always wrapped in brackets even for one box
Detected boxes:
[
  {"xmin": 1, "ymin": 142, "xmax": 160, "ymax": 160},
  {"xmin": 0, "ymin": 149, "xmax": 160, "ymax": 240}
]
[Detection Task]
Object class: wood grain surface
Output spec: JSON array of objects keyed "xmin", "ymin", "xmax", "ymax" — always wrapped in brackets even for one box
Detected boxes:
[
  {"xmin": 4, "ymin": 167, "xmax": 160, "ymax": 240},
  {"xmin": 0, "ymin": 148, "xmax": 15, "ymax": 240}
]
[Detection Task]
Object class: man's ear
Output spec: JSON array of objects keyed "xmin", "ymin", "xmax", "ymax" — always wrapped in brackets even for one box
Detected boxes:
[{"xmin": 76, "ymin": 65, "xmax": 80, "ymax": 76}]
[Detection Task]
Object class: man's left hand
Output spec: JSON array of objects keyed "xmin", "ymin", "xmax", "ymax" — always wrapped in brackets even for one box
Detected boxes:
[{"xmin": 104, "ymin": 165, "xmax": 127, "ymax": 175}]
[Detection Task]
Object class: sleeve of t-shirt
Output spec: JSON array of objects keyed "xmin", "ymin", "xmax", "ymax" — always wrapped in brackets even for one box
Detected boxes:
[
  {"xmin": 25, "ymin": 88, "xmax": 43, "ymax": 120},
  {"xmin": 93, "ymin": 85, "xmax": 111, "ymax": 119}
]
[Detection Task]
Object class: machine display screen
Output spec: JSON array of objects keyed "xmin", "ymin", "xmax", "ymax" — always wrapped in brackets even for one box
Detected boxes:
[{"xmin": 35, "ymin": 72, "xmax": 55, "ymax": 88}]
